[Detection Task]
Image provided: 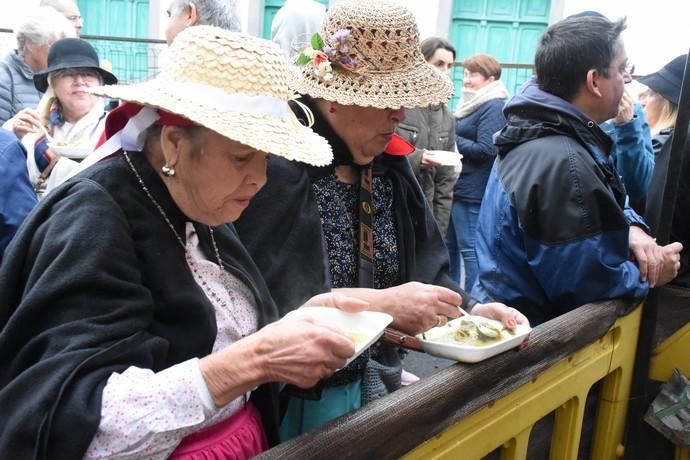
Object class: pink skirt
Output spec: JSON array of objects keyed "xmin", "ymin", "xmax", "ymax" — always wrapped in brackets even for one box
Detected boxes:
[{"xmin": 170, "ymin": 402, "xmax": 268, "ymax": 460}]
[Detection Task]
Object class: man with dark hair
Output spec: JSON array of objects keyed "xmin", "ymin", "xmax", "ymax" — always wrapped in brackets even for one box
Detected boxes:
[{"xmin": 472, "ymin": 16, "xmax": 682, "ymax": 325}]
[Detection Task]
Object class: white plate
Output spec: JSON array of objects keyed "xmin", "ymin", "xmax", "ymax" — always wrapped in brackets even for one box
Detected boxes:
[
  {"xmin": 283, "ymin": 307, "xmax": 393, "ymax": 365},
  {"xmin": 49, "ymin": 144, "xmax": 92, "ymax": 159},
  {"xmin": 425, "ymin": 150, "xmax": 463, "ymax": 167},
  {"xmin": 416, "ymin": 316, "xmax": 531, "ymax": 363}
]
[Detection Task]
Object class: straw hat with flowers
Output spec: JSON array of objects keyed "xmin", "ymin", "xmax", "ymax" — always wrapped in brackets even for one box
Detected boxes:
[
  {"xmin": 88, "ymin": 26, "xmax": 333, "ymax": 166},
  {"xmin": 292, "ymin": 0, "xmax": 454, "ymax": 109}
]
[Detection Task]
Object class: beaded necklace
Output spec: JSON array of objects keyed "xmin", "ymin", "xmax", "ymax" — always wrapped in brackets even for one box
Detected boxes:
[
  {"xmin": 123, "ymin": 152, "xmax": 254, "ymax": 340},
  {"xmin": 122, "ymin": 151, "xmax": 225, "ymax": 271}
]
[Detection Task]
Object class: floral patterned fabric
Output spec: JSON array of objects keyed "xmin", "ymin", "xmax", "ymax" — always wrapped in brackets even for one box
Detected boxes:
[{"xmin": 311, "ymin": 172, "xmax": 400, "ymax": 381}]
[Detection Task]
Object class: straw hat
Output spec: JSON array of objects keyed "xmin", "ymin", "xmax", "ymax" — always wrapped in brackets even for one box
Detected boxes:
[
  {"xmin": 292, "ymin": 0, "xmax": 454, "ymax": 109},
  {"xmin": 88, "ymin": 26, "xmax": 332, "ymax": 166}
]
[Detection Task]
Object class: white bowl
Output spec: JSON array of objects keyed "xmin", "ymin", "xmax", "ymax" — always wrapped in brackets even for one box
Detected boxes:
[
  {"xmin": 49, "ymin": 144, "xmax": 92, "ymax": 159},
  {"xmin": 283, "ymin": 307, "xmax": 393, "ymax": 365},
  {"xmin": 416, "ymin": 316, "xmax": 531, "ymax": 363},
  {"xmin": 425, "ymin": 150, "xmax": 463, "ymax": 167}
]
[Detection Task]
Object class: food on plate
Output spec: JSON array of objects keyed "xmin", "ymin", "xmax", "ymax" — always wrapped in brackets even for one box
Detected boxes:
[
  {"xmin": 346, "ymin": 331, "xmax": 368, "ymax": 348},
  {"xmin": 423, "ymin": 317, "xmax": 515, "ymax": 347},
  {"xmin": 282, "ymin": 307, "xmax": 393, "ymax": 365}
]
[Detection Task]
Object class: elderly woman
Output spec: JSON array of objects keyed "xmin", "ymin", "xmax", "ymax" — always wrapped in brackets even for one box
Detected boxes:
[
  {"xmin": 234, "ymin": 0, "xmax": 528, "ymax": 440},
  {"xmin": 15, "ymin": 38, "xmax": 117, "ymax": 196},
  {"xmin": 447, "ymin": 53, "xmax": 509, "ymax": 289},
  {"xmin": 0, "ymin": 7, "xmax": 74, "ymax": 125},
  {"xmin": 0, "ymin": 27, "xmax": 364, "ymax": 459}
]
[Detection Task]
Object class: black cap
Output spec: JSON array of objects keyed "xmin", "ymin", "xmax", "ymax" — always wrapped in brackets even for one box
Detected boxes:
[
  {"xmin": 638, "ymin": 54, "xmax": 687, "ymax": 106},
  {"xmin": 33, "ymin": 38, "xmax": 117, "ymax": 93}
]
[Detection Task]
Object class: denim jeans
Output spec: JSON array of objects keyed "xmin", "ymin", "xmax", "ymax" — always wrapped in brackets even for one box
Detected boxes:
[{"xmin": 445, "ymin": 200, "xmax": 480, "ymax": 291}]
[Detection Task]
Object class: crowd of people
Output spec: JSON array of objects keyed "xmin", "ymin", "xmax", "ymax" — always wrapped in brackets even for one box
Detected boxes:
[{"xmin": 0, "ymin": 0, "xmax": 686, "ymax": 458}]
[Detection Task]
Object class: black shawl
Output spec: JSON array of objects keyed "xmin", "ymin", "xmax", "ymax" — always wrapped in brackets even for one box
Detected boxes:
[{"xmin": 0, "ymin": 153, "xmax": 280, "ymax": 459}]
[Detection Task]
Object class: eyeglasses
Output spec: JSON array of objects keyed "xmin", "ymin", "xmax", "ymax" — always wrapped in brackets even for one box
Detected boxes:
[
  {"xmin": 625, "ymin": 63, "xmax": 635, "ymax": 76},
  {"xmin": 53, "ymin": 68, "xmax": 100, "ymax": 81},
  {"xmin": 617, "ymin": 60, "xmax": 635, "ymax": 77}
]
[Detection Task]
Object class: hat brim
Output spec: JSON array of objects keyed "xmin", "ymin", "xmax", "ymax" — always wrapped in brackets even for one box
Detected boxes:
[
  {"xmin": 638, "ymin": 73, "xmax": 680, "ymax": 106},
  {"xmin": 88, "ymin": 82, "xmax": 333, "ymax": 167},
  {"xmin": 34, "ymin": 64, "xmax": 118, "ymax": 93},
  {"xmin": 292, "ymin": 58, "xmax": 454, "ymax": 109}
]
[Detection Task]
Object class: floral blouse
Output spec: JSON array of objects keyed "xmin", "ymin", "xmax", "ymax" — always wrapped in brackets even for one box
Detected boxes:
[{"xmin": 311, "ymin": 172, "xmax": 400, "ymax": 378}]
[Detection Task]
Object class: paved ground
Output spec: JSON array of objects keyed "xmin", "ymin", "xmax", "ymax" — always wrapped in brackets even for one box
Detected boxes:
[{"xmin": 402, "ymin": 350, "xmax": 455, "ymax": 378}]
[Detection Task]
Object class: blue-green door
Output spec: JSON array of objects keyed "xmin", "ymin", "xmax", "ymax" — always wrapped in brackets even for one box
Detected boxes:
[
  {"xmin": 262, "ymin": 0, "xmax": 329, "ymax": 40},
  {"xmin": 449, "ymin": 0, "xmax": 550, "ymax": 109},
  {"xmin": 77, "ymin": 0, "xmax": 150, "ymax": 83}
]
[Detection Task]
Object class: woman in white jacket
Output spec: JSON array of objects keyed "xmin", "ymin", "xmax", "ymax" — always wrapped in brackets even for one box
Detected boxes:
[{"xmin": 16, "ymin": 37, "xmax": 116, "ymax": 196}]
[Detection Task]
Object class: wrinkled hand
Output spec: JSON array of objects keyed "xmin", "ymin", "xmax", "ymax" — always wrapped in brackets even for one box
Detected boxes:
[
  {"xmin": 629, "ymin": 226, "xmax": 666, "ymax": 287},
  {"xmin": 253, "ymin": 316, "xmax": 355, "ymax": 389},
  {"xmin": 656, "ymin": 242, "xmax": 683, "ymax": 286},
  {"xmin": 614, "ymin": 90, "xmax": 634, "ymax": 124},
  {"xmin": 380, "ymin": 281, "xmax": 462, "ymax": 335},
  {"xmin": 9, "ymin": 108, "xmax": 41, "ymax": 140},
  {"xmin": 303, "ymin": 291, "xmax": 370, "ymax": 313},
  {"xmin": 469, "ymin": 302, "xmax": 530, "ymax": 330}
]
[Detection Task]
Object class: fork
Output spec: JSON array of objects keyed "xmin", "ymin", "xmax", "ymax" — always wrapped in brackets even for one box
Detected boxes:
[{"xmin": 37, "ymin": 123, "xmax": 54, "ymax": 144}]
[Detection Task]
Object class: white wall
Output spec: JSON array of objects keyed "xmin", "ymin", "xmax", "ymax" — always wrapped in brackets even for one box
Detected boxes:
[
  {"xmin": 561, "ymin": 0, "xmax": 689, "ymax": 76},
  {"xmin": 0, "ymin": 0, "xmax": 41, "ymax": 30}
]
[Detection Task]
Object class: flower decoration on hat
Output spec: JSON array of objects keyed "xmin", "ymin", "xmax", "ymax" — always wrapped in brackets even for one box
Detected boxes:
[{"xmin": 295, "ymin": 29, "xmax": 368, "ymax": 82}]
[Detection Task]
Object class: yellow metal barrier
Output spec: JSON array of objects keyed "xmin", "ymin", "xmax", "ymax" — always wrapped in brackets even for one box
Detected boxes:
[
  {"xmin": 649, "ymin": 322, "xmax": 690, "ymax": 382},
  {"xmin": 259, "ymin": 292, "xmax": 690, "ymax": 459},
  {"xmin": 258, "ymin": 300, "xmax": 640, "ymax": 460},
  {"xmin": 404, "ymin": 306, "xmax": 641, "ymax": 460}
]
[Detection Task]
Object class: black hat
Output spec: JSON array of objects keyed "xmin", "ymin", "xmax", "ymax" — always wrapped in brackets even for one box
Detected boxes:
[
  {"xmin": 639, "ymin": 54, "xmax": 687, "ymax": 106},
  {"xmin": 33, "ymin": 38, "xmax": 117, "ymax": 93}
]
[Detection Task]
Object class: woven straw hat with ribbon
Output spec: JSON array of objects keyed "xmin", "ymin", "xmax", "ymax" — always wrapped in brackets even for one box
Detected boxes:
[
  {"xmin": 292, "ymin": 0, "xmax": 454, "ymax": 109},
  {"xmin": 87, "ymin": 26, "xmax": 332, "ymax": 166}
]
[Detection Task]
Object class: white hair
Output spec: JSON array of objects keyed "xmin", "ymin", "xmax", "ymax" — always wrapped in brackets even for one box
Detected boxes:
[
  {"xmin": 15, "ymin": 7, "xmax": 76, "ymax": 53},
  {"xmin": 170, "ymin": 0, "xmax": 241, "ymax": 31},
  {"xmin": 39, "ymin": 0, "xmax": 77, "ymax": 12}
]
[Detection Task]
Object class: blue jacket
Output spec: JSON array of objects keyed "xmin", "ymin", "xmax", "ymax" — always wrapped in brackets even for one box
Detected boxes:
[
  {"xmin": 472, "ymin": 81, "xmax": 649, "ymax": 325},
  {"xmin": 0, "ymin": 128, "xmax": 36, "ymax": 261},
  {"xmin": 453, "ymin": 98, "xmax": 506, "ymax": 203},
  {"xmin": 600, "ymin": 103, "xmax": 654, "ymax": 208}
]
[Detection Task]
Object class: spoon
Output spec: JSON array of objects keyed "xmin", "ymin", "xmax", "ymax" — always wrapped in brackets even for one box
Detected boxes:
[
  {"xmin": 458, "ymin": 306, "xmax": 502, "ymax": 340},
  {"xmin": 36, "ymin": 123, "xmax": 54, "ymax": 145}
]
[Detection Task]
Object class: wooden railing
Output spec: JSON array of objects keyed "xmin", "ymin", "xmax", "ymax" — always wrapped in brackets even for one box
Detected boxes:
[{"xmin": 257, "ymin": 299, "xmax": 643, "ymax": 459}]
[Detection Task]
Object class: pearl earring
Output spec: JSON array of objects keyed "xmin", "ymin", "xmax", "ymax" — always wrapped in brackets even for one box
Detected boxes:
[{"xmin": 161, "ymin": 164, "xmax": 176, "ymax": 177}]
